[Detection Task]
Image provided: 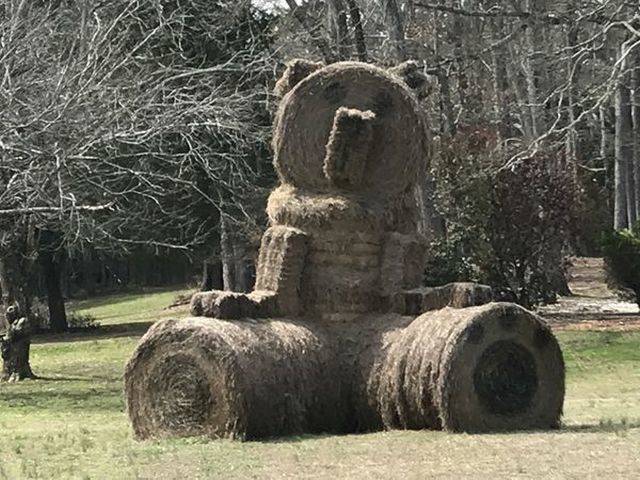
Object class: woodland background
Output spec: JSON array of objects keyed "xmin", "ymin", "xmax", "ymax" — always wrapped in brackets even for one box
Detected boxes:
[{"xmin": 2, "ymin": 0, "xmax": 640, "ymax": 330}]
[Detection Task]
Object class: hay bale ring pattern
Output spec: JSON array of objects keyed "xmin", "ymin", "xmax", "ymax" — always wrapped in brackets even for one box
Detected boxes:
[
  {"xmin": 125, "ymin": 318, "xmax": 343, "ymax": 440},
  {"xmin": 148, "ymin": 353, "xmax": 216, "ymax": 433},
  {"xmin": 375, "ymin": 303, "xmax": 564, "ymax": 432}
]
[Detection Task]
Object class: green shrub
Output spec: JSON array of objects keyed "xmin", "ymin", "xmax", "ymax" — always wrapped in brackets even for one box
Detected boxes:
[
  {"xmin": 431, "ymin": 129, "xmax": 578, "ymax": 307},
  {"xmin": 67, "ymin": 313, "xmax": 100, "ymax": 330},
  {"xmin": 486, "ymin": 156, "xmax": 577, "ymax": 307},
  {"xmin": 601, "ymin": 226, "xmax": 640, "ymax": 305},
  {"xmin": 423, "ymin": 237, "xmax": 479, "ymax": 287},
  {"xmin": 32, "ymin": 307, "xmax": 100, "ymax": 332}
]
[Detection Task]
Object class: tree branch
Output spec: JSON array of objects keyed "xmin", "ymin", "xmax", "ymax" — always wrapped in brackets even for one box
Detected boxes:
[
  {"xmin": 0, "ymin": 204, "xmax": 114, "ymax": 216},
  {"xmin": 285, "ymin": 0, "xmax": 335, "ymax": 62},
  {"xmin": 414, "ymin": 2, "xmax": 636, "ymax": 28}
]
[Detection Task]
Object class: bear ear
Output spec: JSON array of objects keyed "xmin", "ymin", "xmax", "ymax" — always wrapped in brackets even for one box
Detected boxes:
[
  {"xmin": 388, "ymin": 60, "xmax": 432, "ymax": 99},
  {"xmin": 273, "ymin": 59, "xmax": 324, "ymax": 98}
]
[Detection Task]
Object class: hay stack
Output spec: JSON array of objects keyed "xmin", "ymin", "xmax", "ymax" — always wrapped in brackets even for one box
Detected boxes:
[
  {"xmin": 365, "ymin": 303, "xmax": 564, "ymax": 432},
  {"xmin": 188, "ymin": 62, "xmax": 432, "ymax": 320},
  {"xmin": 266, "ymin": 62, "xmax": 431, "ymax": 316},
  {"xmin": 273, "ymin": 62, "xmax": 428, "ymax": 200},
  {"xmin": 125, "ymin": 317, "xmax": 344, "ymax": 440},
  {"xmin": 125, "ymin": 59, "xmax": 566, "ymax": 441},
  {"xmin": 400, "ymin": 282, "xmax": 494, "ymax": 315}
]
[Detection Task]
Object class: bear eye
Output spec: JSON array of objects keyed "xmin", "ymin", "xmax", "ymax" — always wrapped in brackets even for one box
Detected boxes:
[
  {"xmin": 371, "ymin": 91, "xmax": 393, "ymax": 116},
  {"xmin": 324, "ymin": 82, "xmax": 346, "ymax": 103}
]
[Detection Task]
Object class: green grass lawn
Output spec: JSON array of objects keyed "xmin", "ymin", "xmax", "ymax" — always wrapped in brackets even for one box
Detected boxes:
[
  {"xmin": 1, "ymin": 291, "xmax": 639, "ymax": 479},
  {"xmin": 69, "ymin": 288, "xmax": 193, "ymax": 326}
]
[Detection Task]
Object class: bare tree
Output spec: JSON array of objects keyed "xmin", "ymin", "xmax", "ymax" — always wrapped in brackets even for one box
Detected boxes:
[{"xmin": 1, "ymin": 1, "xmax": 275, "ymax": 330}]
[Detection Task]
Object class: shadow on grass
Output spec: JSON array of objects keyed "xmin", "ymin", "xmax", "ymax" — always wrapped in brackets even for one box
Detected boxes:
[
  {"xmin": 467, "ymin": 421, "xmax": 640, "ymax": 436},
  {"xmin": 32, "ymin": 321, "xmax": 157, "ymax": 344},
  {"xmin": 0, "ymin": 384, "xmax": 124, "ymax": 412},
  {"xmin": 30, "ymin": 375, "xmax": 116, "ymax": 383},
  {"xmin": 562, "ymin": 419, "xmax": 640, "ymax": 433},
  {"xmin": 544, "ymin": 312, "xmax": 640, "ymax": 321},
  {"xmin": 247, "ymin": 421, "xmax": 640, "ymax": 444},
  {"xmin": 463, "ymin": 420, "xmax": 640, "ymax": 436},
  {"xmin": 259, "ymin": 432, "xmax": 343, "ymax": 444}
]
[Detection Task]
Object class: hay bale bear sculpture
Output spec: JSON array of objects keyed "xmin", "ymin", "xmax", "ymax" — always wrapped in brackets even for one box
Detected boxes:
[{"xmin": 125, "ymin": 61, "xmax": 564, "ymax": 440}]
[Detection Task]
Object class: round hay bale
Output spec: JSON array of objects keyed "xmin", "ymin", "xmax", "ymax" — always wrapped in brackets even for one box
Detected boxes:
[
  {"xmin": 371, "ymin": 303, "xmax": 564, "ymax": 432},
  {"xmin": 273, "ymin": 62, "xmax": 429, "ymax": 199},
  {"xmin": 124, "ymin": 317, "xmax": 344, "ymax": 440},
  {"xmin": 334, "ymin": 314, "xmax": 414, "ymax": 431}
]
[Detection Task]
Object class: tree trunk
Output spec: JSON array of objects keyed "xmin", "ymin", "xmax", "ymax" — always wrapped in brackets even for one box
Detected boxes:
[
  {"xmin": 328, "ymin": 0, "xmax": 349, "ymax": 60},
  {"xmin": 200, "ymin": 261, "xmax": 223, "ymax": 292},
  {"xmin": 346, "ymin": 0, "xmax": 367, "ymax": 62},
  {"xmin": 523, "ymin": 0, "xmax": 543, "ymax": 139},
  {"xmin": 234, "ymin": 243, "xmax": 248, "ymax": 293},
  {"xmin": 82, "ymin": 251, "xmax": 97, "ymax": 296},
  {"xmin": 1, "ymin": 336, "xmax": 33, "ymax": 382},
  {"xmin": 1, "ymin": 313, "xmax": 34, "ymax": 382},
  {"xmin": 615, "ymin": 47, "xmax": 634, "ymax": 230},
  {"xmin": 220, "ymin": 217, "xmax": 236, "ymax": 291},
  {"xmin": 416, "ymin": 174, "xmax": 445, "ymax": 240},
  {"xmin": 565, "ymin": 19, "xmax": 580, "ymax": 171},
  {"xmin": 506, "ymin": 48, "xmax": 533, "ymax": 139},
  {"xmin": 285, "ymin": 0, "xmax": 335, "ymax": 63},
  {"xmin": 601, "ymin": 104, "xmax": 615, "ymax": 166},
  {"xmin": 451, "ymin": 12, "xmax": 467, "ymax": 111},
  {"xmin": 232, "ymin": 240, "xmax": 256, "ymax": 293},
  {"xmin": 433, "ymin": 8, "xmax": 455, "ymax": 136},
  {"xmin": 380, "ymin": 0, "xmax": 406, "ymax": 61},
  {"xmin": 601, "ymin": 104, "xmax": 615, "ymax": 207},
  {"xmin": 39, "ymin": 232, "xmax": 68, "ymax": 332},
  {"xmin": 633, "ymin": 53, "xmax": 640, "ymax": 219},
  {"xmin": 491, "ymin": 17, "xmax": 510, "ymax": 141},
  {"xmin": 0, "ymin": 258, "xmax": 12, "ymax": 331},
  {"xmin": 0, "ymin": 254, "xmax": 35, "ymax": 328},
  {"xmin": 437, "ymin": 70, "xmax": 456, "ymax": 136},
  {"xmin": 623, "ymin": 53, "xmax": 637, "ymax": 227}
]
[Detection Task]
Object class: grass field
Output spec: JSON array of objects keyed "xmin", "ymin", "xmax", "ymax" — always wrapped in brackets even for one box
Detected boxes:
[{"xmin": 0, "ymin": 290, "xmax": 639, "ymax": 479}]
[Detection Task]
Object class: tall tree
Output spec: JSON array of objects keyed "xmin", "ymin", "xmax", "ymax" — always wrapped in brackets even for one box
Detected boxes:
[
  {"xmin": 328, "ymin": 0, "xmax": 350, "ymax": 60},
  {"xmin": 347, "ymin": 0, "xmax": 368, "ymax": 61},
  {"xmin": 38, "ymin": 231, "xmax": 67, "ymax": 332},
  {"xmin": 632, "ymin": 53, "xmax": 640, "ymax": 219},
  {"xmin": 379, "ymin": 0, "xmax": 406, "ymax": 61},
  {"xmin": 615, "ymin": 43, "xmax": 635, "ymax": 230}
]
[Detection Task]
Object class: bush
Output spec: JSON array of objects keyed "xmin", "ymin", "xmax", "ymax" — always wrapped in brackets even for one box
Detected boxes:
[
  {"xmin": 423, "ymin": 237, "xmax": 479, "ymax": 287},
  {"xmin": 601, "ymin": 226, "xmax": 640, "ymax": 305},
  {"xmin": 429, "ymin": 127, "xmax": 495, "ymax": 288},
  {"xmin": 431, "ymin": 129, "xmax": 579, "ymax": 307},
  {"xmin": 487, "ymin": 155, "xmax": 578, "ymax": 307},
  {"xmin": 31, "ymin": 304, "xmax": 100, "ymax": 331},
  {"xmin": 67, "ymin": 313, "xmax": 100, "ymax": 330}
]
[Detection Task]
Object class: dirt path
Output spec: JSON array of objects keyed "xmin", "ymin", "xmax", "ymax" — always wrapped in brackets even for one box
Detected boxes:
[{"xmin": 537, "ymin": 257, "xmax": 640, "ymax": 331}]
